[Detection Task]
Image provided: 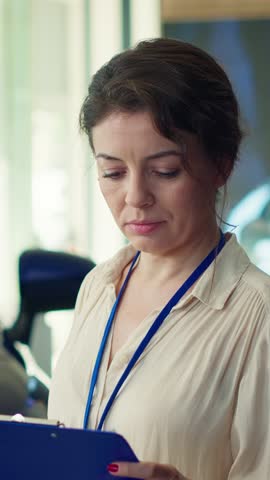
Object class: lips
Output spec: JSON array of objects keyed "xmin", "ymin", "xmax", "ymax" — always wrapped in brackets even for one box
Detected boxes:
[
  {"xmin": 125, "ymin": 220, "xmax": 164, "ymax": 235},
  {"xmin": 126, "ymin": 220, "xmax": 161, "ymax": 225}
]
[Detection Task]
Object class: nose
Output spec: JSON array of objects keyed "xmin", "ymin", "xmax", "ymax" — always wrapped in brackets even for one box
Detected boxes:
[{"xmin": 125, "ymin": 173, "xmax": 154, "ymax": 208}]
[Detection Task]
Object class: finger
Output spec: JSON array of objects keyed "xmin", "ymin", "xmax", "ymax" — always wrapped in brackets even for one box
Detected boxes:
[{"xmin": 107, "ymin": 461, "xmax": 184, "ymax": 479}]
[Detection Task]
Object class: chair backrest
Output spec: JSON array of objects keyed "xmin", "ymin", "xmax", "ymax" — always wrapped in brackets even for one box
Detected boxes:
[{"xmin": 5, "ymin": 249, "xmax": 95, "ymax": 345}]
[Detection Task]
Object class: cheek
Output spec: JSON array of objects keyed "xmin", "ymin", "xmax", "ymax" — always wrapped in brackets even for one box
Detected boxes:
[
  {"xmin": 99, "ymin": 179, "xmax": 115, "ymax": 196},
  {"xmin": 188, "ymin": 185, "xmax": 216, "ymax": 216},
  {"xmin": 168, "ymin": 180, "xmax": 215, "ymax": 213},
  {"xmin": 98, "ymin": 179, "xmax": 124, "ymax": 212}
]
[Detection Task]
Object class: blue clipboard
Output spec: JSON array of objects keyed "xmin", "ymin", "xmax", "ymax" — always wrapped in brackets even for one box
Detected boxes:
[{"xmin": 0, "ymin": 420, "xmax": 139, "ymax": 480}]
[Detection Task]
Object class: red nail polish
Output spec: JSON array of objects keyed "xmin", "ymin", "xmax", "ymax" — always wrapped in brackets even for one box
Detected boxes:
[{"xmin": 107, "ymin": 464, "xmax": 119, "ymax": 473}]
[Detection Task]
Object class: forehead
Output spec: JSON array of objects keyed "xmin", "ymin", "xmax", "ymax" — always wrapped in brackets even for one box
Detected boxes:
[{"xmin": 92, "ymin": 111, "xmax": 178, "ymax": 153}]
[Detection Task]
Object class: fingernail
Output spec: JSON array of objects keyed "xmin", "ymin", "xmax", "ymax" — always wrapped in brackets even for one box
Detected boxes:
[{"xmin": 107, "ymin": 463, "xmax": 119, "ymax": 473}]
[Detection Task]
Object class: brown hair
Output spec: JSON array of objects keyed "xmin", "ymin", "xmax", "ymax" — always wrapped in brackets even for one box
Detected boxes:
[{"xmin": 79, "ymin": 37, "xmax": 243, "ymax": 180}]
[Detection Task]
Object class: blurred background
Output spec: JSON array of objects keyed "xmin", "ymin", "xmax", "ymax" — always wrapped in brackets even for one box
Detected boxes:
[{"xmin": 0, "ymin": 0, "xmax": 270, "ymax": 386}]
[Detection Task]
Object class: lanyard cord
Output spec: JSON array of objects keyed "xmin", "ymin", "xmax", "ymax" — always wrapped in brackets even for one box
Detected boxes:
[
  {"xmin": 83, "ymin": 232, "xmax": 226, "ymax": 430},
  {"xmin": 83, "ymin": 250, "xmax": 140, "ymax": 430}
]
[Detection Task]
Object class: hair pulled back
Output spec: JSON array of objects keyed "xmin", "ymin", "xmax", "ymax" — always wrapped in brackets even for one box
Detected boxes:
[{"xmin": 79, "ymin": 37, "xmax": 243, "ymax": 178}]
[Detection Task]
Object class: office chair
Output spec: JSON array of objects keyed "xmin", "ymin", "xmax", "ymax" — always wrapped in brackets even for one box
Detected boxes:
[{"xmin": 3, "ymin": 248, "xmax": 95, "ymax": 414}]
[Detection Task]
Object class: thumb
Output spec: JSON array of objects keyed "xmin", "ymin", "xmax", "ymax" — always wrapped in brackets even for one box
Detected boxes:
[{"xmin": 108, "ymin": 461, "xmax": 187, "ymax": 479}]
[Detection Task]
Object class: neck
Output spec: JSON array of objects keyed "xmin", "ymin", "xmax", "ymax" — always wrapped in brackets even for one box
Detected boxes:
[{"xmin": 137, "ymin": 225, "xmax": 221, "ymax": 285}]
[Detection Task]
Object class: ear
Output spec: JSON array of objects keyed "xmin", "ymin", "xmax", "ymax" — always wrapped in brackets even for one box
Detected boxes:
[{"xmin": 214, "ymin": 157, "xmax": 233, "ymax": 189}]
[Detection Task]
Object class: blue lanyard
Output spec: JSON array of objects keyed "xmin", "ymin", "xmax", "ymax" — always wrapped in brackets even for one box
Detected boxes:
[{"xmin": 83, "ymin": 232, "xmax": 226, "ymax": 430}]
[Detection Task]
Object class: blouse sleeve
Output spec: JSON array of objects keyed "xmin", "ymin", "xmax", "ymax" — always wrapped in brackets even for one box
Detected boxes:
[
  {"xmin": 228, "ymin": 318, "xmax": 270, "ymax": 479},
  {"xmin": 47, "ymin": 268, "xmax": 96, "ymax": 420}
]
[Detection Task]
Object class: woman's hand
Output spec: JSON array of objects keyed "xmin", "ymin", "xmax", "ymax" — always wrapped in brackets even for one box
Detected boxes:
[{"xmin": 107, "ymin": 461, "xmax": 189, "ymax": 479}]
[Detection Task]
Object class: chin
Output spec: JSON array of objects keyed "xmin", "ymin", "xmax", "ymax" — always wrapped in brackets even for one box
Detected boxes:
[{"xmin": 127, "ymin": 235, "xmax": 168, "ymax": 255}]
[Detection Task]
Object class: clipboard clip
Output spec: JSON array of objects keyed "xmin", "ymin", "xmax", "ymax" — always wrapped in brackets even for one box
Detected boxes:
[{"xmin": 0, "ymin": 413, "xmax": 66, "ymax": 428}]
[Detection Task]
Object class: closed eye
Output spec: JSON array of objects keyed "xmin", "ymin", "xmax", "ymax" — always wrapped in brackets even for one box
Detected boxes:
[
  {"xmin": 154, "ymin": 169, "xmax": 181, "ymax": 178},
  {"xmin": 102, "ymin": 171, "xmax": 125, "ymax": 179},
  {"xmin": 101, "ymin": 169, "xmax": 181, "ymax": 180}
]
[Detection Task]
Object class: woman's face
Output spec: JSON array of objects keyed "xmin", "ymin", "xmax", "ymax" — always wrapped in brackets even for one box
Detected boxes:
[{"xmin": 92, "ymin": 111, "xmax": 220, "ymax": 255}]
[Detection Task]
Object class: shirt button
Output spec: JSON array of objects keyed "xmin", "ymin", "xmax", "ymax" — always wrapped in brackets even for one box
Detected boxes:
[{"xmin": 120, "ymin": 353, "xmax": 130, "ymax": 367}]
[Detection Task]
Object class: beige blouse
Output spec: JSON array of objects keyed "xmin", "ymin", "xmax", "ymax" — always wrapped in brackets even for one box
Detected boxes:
[{"xmin": 48, "ymin": 234, "xmax": 270, "ymax": 479}]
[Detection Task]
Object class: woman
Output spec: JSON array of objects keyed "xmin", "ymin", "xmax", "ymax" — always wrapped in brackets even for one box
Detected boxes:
[{"xmin": 48, "ymin": 38, "xmax": 270, "ymax": 479}]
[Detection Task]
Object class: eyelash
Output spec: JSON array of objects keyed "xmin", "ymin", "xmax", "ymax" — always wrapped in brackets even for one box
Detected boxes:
[{"xmin": 102, "ymin": 170, "xmax": 181, "ymax": 180}]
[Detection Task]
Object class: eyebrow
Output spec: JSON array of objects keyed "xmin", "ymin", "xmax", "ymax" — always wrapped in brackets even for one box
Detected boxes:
[{"xmin": 95, "ymin": 149, "xmax": 183, "ymax": 161}]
